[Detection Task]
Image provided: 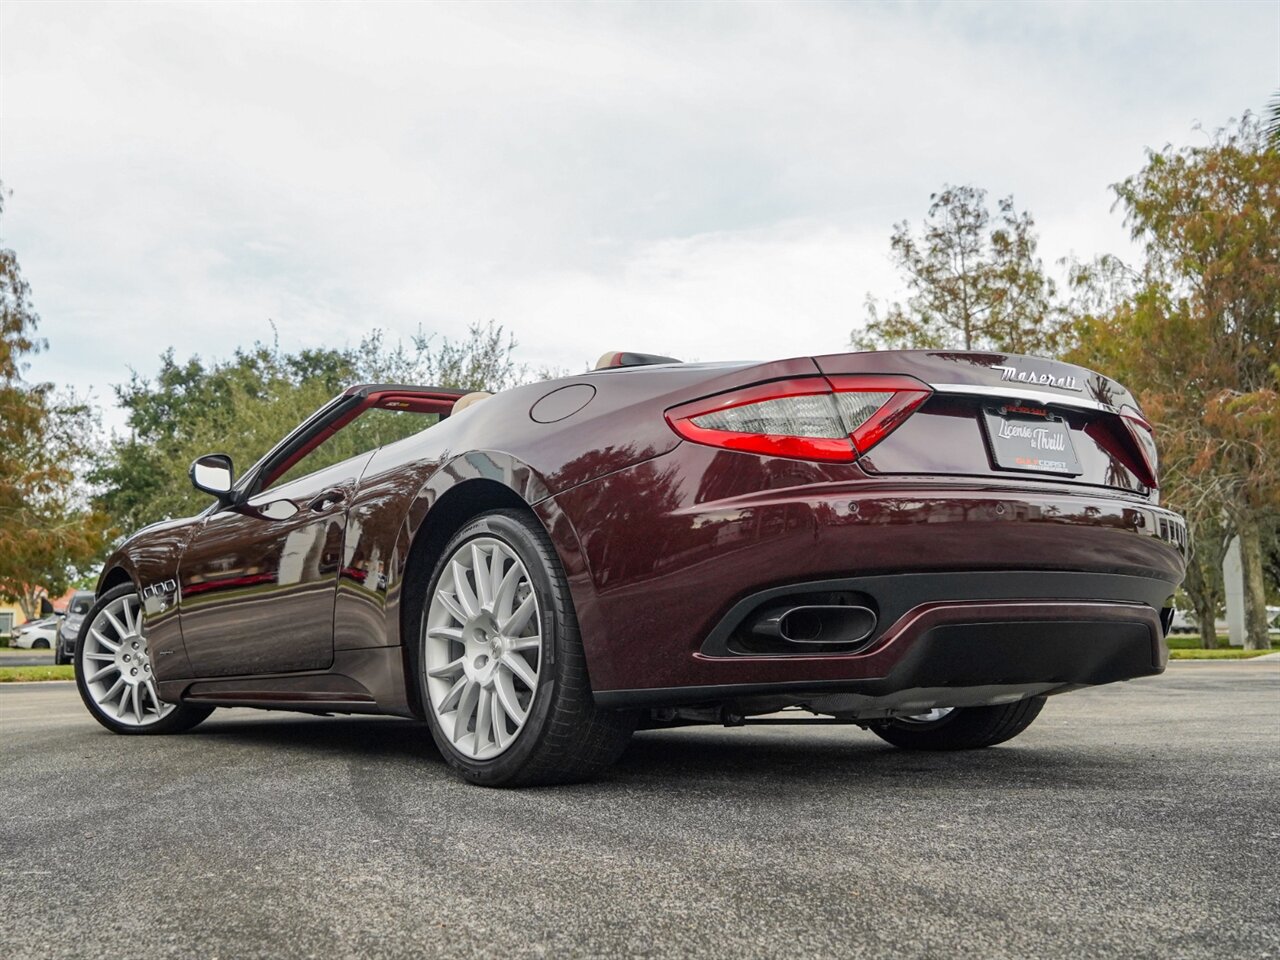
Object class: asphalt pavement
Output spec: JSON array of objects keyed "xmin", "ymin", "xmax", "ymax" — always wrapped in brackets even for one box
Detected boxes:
[{"xmin": 2, "ymin": 663, "xmax": 1278, "ymax": 959}]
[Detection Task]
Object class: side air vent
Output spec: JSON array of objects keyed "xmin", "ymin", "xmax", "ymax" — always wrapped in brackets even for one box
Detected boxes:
[{"xmin": 1152, "ymin": 514, "xmax": 1187, "ymax": 554}]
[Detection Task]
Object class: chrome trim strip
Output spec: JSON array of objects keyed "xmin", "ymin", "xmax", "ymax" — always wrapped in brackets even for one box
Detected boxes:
[{"xmin": 929, "ymin": 382, "xmax": 1119, "ymax": 414}]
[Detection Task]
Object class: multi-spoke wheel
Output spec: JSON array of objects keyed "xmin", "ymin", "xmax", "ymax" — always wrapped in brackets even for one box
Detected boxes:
[
  {"xmin": 74, "ymin": 584, "xmax": 213, "ymax": 735},
  {"xmin": 868, "ymin": 698, "xmax": 1046, "ymax": 751},
  {"xmin": 419, "ymin": 509, "xmax": 636, "ymax": 786},
  {"xmin": 424, "ymin": 536, "xmax": 541, "ymax": 759}
]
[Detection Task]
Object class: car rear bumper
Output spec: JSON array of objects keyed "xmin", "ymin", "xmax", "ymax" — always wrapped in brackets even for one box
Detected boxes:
[
  {"xmin": 547, "ymin": 444, "xmax": 1185, "ymax": 705},
  {"xmin": 595, "ymin": 586, "xmax": 1166, "ymax": 709}
]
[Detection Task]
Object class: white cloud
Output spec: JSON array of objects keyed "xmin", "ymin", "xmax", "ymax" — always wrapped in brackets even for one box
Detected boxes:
[{"xmin": 0, "ymin": 0, "xmax": 1274, "ymax": 429}]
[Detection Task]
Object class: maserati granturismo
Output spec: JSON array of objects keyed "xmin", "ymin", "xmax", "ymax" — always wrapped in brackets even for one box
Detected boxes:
[{"xmin": 75, "ymin": 349, "xmax": 1186, "ymax": 785}]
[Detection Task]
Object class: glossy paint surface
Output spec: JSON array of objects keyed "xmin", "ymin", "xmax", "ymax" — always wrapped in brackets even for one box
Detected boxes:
[
  {"xmin": 95, "ymin": 350, "xmax": 1185, "ymax": 714},
  {"xmin": 175, "ymin": 453, "xmax": 373, "ymax": 677},
  {"xmin": 862, "ymin": 395, "xmax": 1149, "ymax": 492},
  {"xmin": 552, "ymin": 440, "xmax": 1183, "ymax": 692}
]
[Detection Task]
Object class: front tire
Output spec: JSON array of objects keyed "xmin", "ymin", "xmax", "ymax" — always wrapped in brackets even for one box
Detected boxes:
[
  {"xmin": 419, "ymin": 509, "xmax": 635, "ymax": 786},
  {"xmin": 74, "ymin": 584, "xmax": 213, "ymax": 735},
  {"xmin": 869, "ymin": 698, "xmax": 1046, "ymax": 751}
]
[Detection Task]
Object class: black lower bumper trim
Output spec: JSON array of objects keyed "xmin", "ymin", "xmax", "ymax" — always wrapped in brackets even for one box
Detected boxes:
[
  {"xmin": 597, "ymin": 610, "xmax": 1159, "ymax": 712},
  {"xmin": 701, "ymin": 570, "xmax": 1175, "ymax": 658}
]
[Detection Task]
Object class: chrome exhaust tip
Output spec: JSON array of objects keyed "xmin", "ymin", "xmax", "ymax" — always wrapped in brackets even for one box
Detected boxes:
[{"xmin": 752, "ymin": 604, "xmax": 877, "ymax": 646}]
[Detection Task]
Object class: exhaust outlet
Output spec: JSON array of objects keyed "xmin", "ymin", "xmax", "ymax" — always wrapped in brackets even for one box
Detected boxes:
[{"xmin": 752, "ymin": 604, "xmax": 877, "ymax": 646}]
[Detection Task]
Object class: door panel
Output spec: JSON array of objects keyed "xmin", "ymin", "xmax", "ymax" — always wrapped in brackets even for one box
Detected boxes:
[{"xmin": 177, "ymin": 453, "xmax": 374, "ymax": 677}]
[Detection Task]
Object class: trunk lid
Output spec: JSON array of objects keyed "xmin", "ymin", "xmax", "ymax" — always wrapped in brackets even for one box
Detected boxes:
[{"xmin": 812, "ymin": 350, "xmax": 1155, "ymax": 496}]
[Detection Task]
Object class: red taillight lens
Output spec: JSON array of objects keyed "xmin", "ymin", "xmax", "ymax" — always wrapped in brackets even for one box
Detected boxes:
[
  {"xmin": 665, "ymin": 375, "xmax": 931, "ymax": 463},
  {"xmin": 1083, "ymin": 407, "xmax": 1160, "ymax": 489},
  {"xmin": 1120, "ymin": 407, "xmax": 1159, "ymax": 488}
]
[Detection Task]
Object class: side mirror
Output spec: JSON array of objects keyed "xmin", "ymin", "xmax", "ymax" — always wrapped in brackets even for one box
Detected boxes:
[{"xmin": 190, "ymin": 453, "xmax": 236, "ymax": 504}]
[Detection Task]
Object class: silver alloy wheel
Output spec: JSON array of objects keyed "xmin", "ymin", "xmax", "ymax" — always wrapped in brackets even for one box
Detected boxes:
[
  {"xmin": 81, "ymin": 594, "xmax": 175, "ymax": 727},
  {"xmin": 898, "ymin": 707, "xmax": 956, "ymax": 724},
  {"xmin": 424, "ymin": 536, "xmax": 542, "ymax": 760}
]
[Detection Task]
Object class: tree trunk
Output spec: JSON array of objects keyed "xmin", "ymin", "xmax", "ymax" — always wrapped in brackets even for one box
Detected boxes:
[
  {"xmin": 1235, "ymin": 514, "xmax": 1271, "ymax": 651},
  {"xmin": 1194, "ymin": 598, "xmax": 1219, "ymax": 649},
  {"xmin": 1181, "ymin": 518, "xmax": 1225, "ymax": 649},
  {"xmin": 17, "ymin": 587, "xmax": 39, "ymax": 622}
]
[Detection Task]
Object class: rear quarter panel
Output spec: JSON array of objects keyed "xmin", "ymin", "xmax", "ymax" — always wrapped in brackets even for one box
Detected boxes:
[{"xmin": 335, "ymin": 361, "xmax": 815, "ymax": 653}]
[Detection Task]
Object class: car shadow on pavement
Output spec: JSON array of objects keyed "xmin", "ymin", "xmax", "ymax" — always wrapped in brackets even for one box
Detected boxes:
[
  {"xmin": 191, "ymin": 715, "xmax": 444, "ymax": 763},
  {"xmin": 611, "ymin": 727, "xmax": 1127, "ymax": 792},
  {"xmin": 185, "ymin": 712, "xmax": 1141, "ymax": 792}
]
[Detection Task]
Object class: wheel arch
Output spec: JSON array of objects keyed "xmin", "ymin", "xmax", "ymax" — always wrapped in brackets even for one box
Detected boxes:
[
  {"xmin": 398, "ymin": 475, "xmax": 549, "ymax": 719},
  {"xmin": 97, "ymin": 565, "xmax": 135, "ymax": 597}
]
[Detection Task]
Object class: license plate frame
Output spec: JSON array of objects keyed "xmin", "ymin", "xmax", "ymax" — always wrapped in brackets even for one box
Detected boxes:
[{"xmin": 981, "ymin": 405, "xmax": 1083, "ymax": 477}]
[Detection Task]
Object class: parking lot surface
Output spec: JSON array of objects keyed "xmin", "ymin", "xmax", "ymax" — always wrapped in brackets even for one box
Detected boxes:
[{"xmin": 2, "ymin": 663, "xmax": 1277, "ymax": 959}]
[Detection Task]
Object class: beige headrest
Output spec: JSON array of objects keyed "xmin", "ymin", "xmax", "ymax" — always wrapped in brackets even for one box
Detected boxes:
[{"xmin": 452, "ymin": 391, "xmax": 493, "ymax": 414}]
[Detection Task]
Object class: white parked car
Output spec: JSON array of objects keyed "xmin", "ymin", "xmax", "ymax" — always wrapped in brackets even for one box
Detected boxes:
[
  {"xmin": 11, "ymin": 617, "xmax": 60, "ymax": 650},
  {"xmin": 1168, "ymin": 608, "xmax": 1233, "ymax": 637}
]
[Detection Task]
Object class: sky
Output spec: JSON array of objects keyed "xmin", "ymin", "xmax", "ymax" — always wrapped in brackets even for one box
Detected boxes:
[{"xmin": 1, "ymin": 1, "xmax": 1277, "ymax": 432}]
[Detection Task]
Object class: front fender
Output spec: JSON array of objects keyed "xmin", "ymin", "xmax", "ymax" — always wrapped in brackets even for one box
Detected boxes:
[{"xmin": 95, "ymin": 516, "xmax": 201, "ymax": 679}]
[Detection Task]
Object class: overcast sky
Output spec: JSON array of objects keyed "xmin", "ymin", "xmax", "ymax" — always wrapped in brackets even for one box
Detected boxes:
[{"xmin": 1, "ymin": 1, "xmax": 1276, "ymax": 429}]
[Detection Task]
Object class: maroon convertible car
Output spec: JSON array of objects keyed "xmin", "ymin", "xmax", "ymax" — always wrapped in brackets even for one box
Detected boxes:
[{"xmin": 76, "ymin": 350, "xmax": 1186, "ymax": 785}]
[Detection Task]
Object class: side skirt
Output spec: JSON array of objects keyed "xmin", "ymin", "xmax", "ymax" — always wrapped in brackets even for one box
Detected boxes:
[{"xmin": 157, "ymin": 646, "xmax": 417, "ymax": 718}]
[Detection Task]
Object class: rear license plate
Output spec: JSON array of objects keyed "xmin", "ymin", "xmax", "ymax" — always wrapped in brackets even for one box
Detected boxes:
[{"xmin": 982, "ymin": 405, "xmax": 1082, "ymax": 476}]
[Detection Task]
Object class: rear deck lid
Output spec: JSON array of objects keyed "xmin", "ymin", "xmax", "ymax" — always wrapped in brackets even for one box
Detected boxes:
[{"xmin": 812, "ymin": 350, "xmax": 1157, "ymax": 494}]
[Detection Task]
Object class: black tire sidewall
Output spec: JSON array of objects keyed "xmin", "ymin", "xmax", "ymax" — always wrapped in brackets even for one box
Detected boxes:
[
  {"xmin": 417, "ymin": 511, "xmax": 565, "ymax": 784},
  {"xmin": 871, "ymin": 698, "xmax": 1046, "ymax": 751}
]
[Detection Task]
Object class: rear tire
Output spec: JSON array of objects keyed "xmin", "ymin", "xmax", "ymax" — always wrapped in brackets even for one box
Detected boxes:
[
  {"xmin": 74, "ymin": 584, "xmax": 213, "ymax": 736},
  {"xmin": 869, "ymin": 698, "xmax": 1046, "ymax": 751},
  {"xmin": 418, "ymin": 509, "xmax": 635, "ymax": 787}
]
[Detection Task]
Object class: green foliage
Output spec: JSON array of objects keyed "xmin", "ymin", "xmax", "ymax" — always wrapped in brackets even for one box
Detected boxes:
[
  {"xmin": 1267, "ymin": 90, "xmax": 1280, "ymax": 148},
  {"xmin": 0, "ymin": 184, "xmax": 47, "ymax": 472},
  {"xmin": 853, "ymin": 186, "xmax": 1067, "ymax": 355},
  {"xmin": 1067, "ymin": 114, "xmax": 1280, "ymax": 649},
  {"xmin": 95, "ymin": 321, "xmax": 526, "ymax": 530},
  {"xmin": 0, "ymin": 183, "xmax": 114, "ymax": 618},
  {"xmin": 1166, "ymin": 648, "xmax": 1276, "ymax": 660},
  {"xmin": 0, "ymin": 665, "xmax": 76, "ymax": 682}
]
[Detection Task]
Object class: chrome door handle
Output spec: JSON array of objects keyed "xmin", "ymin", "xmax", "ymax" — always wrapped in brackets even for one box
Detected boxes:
[{"xmin": 308, "ymin": 489, "xmax": 347, "ymax": 512}]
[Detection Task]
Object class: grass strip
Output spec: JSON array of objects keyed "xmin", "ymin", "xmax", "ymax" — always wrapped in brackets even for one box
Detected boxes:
[
  {"xmin": 1168, "ymin": 648, "xmax": 1277, "ymax": 660},
  {"xmin": 0, "ymin": 665, "xmax": 76, "ymax": 682}
]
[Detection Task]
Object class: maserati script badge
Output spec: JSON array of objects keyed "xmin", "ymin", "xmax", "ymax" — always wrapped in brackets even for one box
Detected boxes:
[{"xmin": 993, "ymin": 364, "xmax": 1083, "ymax": 392}]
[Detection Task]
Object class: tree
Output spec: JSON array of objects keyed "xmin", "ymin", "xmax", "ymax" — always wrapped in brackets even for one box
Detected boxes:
[
  {"xmin": 0, "ymin": 183, "xmax": 114, "ymax": 618},
  {"xmin": 95, "ymin": 321, "xmax": 529, "ymax": 531},
  {"xmin": 1068, "ymin": 115, "xmax": 1280, "ymax": 650},
  {"xmin": 1178, "ymin": 509, "xmax": 1230, "ymax": 649},
  {"xmin": 852, "ymin": 186, "xmax": 1067, "ymax": 355}
]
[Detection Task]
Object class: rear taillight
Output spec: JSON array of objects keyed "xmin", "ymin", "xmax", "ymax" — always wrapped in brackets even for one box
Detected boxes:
[
  {"xmin": 1120, "ymin": 407, "xmax": 1159, "ymax": 488},
  {"xmin": 665, "ymin": 375, "xmax": 931, "ymax": 463},
  {"xmin": 1083, "ymin": 407, "xmax": 1159, "ymax": 489}
]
